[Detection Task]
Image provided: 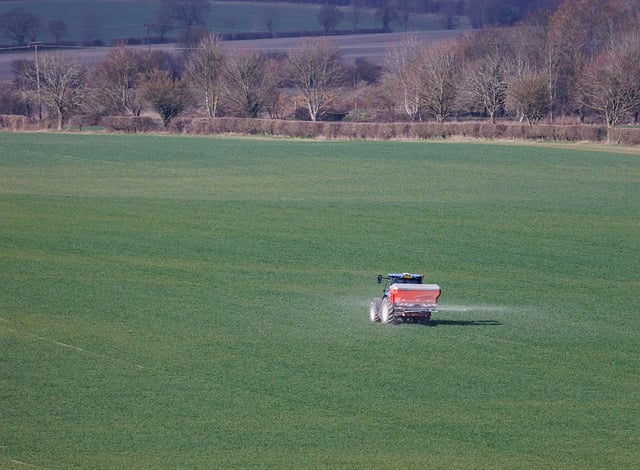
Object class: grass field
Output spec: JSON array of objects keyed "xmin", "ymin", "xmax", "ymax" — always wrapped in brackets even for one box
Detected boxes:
[
  {"xmin": 0, "ymin": 1, "xmax": 451, "ymax": 45},
  {"xmin": 1, "ymin": 133, "xmax": 639, "ymax": 468}
]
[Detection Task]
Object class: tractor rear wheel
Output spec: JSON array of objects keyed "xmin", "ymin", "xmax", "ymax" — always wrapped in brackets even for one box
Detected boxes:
[
  {"xmin": 369, "ymin": 298, "xmax": 381, "ymax": 322},
  {"xmin": 381, "ymin": 298, "xmax": 396, "ymax": 324}
]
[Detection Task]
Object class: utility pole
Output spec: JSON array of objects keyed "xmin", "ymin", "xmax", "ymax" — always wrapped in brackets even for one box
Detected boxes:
[{"xmin": 29, "ymin": 41, "xmax": 44, "ymax": 121}]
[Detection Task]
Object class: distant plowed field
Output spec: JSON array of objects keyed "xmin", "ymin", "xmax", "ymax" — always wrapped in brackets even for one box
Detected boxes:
[{"xmin": 0, "ymin": 31, "xmax": 466, "ymax": 81}]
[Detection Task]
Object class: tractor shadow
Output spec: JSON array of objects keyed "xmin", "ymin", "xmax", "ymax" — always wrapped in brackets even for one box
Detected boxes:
[{"xmin": 425, "ymin": 319, "xmax": 502, "ymax": 327}]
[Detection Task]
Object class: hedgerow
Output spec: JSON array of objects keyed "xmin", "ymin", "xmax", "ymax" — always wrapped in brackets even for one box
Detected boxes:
[{"xmin": 4, "ymin": 114, "xmax": 639, "ymax": 145}]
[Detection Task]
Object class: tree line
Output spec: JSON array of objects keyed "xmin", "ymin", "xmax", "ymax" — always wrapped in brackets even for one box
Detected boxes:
[{"xmin": 1, "ymin": 0, "xmax": 639, "ymax": 137}]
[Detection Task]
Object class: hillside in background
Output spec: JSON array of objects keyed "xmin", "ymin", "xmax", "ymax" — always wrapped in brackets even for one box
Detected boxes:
[{"xmin": 0, "ymin": 0, "xmax": 468, "ymax": 46}]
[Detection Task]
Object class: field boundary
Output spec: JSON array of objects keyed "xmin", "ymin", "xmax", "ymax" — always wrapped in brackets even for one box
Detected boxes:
[
  {"xmin": 3, "ymin": 114, "xmax": 640, "ymax": 145},
  {"xmin": 113, "ymin": 116, "xmax": 640, "ymax": 145}
]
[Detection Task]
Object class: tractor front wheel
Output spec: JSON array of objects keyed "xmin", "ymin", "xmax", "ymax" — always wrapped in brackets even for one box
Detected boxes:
[
  {"xmin": 381, "ymin": 298, "xmax": 396, "ymax": 324},
  {"xmin": 369, "ymin": 298, "xmax": 381, "ymax": 322}
]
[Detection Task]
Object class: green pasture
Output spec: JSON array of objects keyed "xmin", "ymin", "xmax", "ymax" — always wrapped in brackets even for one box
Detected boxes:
[
  {"xmin": 1, "ymin": 133, "xmax": 639, "ymax": 468},
  {"xmin": 0, "ymin": 1, "xmax": 449, "ymax": 45}
]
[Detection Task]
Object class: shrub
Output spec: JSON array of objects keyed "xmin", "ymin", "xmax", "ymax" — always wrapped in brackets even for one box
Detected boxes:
[
  {"xmin": 67, "ymin": 114, "xmax": 101, "ymax": 129},
  {"xmin": 339, "ymin": 122, "xmax": 365, "ymax": 139},
  {"xmin": 97, "ymin": 115, "xmax": 638, "ymax": 146},
  {"xmin": 101, "ymin": 116, "xmax": 159, "ymax": 133},
  {"xmin": 169, "ymin": 117, "xmax": 193, "ymax": 134},
  {"xmin": 557, "ymin": 125, "xmax": 604, "ymax": 142},
  {"xmin": 609, "ymin": 127, "xmax": 640, "ymax": 145},
  {"xmin": 457, "ymin": 122, "xmax": 481, "ymax": 138},
  {"xmin": 412, "ymin": 123, "xmax": 454, "ymax": 140},
  {"xmin": 343, "ymin": 110, "xmax": 376, "ymax": 122},
  {"xmin": 476, "ymin": 123, "xmax": 497, "ymax": 139},
  {"xmin": 0, "ymin": 114, "xmax": 30, "ymax": 131}
]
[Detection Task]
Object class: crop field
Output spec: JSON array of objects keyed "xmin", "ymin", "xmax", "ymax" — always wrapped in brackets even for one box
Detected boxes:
[
  {"xmin": 1, "ymin": 133, "xmax": 639, "ymax": 468},
  {"xmin": 0, "ymin": 0, "xmax": 449, "ymax": 44}
]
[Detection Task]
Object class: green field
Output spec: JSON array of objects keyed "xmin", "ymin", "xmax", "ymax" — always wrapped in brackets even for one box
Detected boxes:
[
  {"xmin": 0, "ymin": 1, "xmax": 449, "ymax": 45},
  {"xmin": 1, "ymin": 133, "xmax": 639, "ymax": 468}
]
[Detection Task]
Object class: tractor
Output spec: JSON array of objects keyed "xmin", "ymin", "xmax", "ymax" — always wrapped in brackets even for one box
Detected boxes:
[{"xmin": 369, "ymin": 273, "xmax": 441, "ymax": 325}]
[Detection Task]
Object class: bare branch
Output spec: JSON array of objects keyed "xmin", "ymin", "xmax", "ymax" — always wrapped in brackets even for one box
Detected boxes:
[{"xmin": 287, "ymin": 39, "xmax": 344, "ymax": 122}]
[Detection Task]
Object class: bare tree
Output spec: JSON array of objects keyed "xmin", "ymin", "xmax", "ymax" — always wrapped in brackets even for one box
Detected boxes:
[
  {"xmin": 47, "ymin": 19, "xmax": 67, "ymax": 45},
  {"xmin": 507, "ymin": 72, "xmax": 550, "ymax": 125},
  {"xmin": 179, "ymin": 26, "xmax": 209, "ymax": 48},
  {"xmin": 151, "ymin": 1, "xmax": 174, "ymax": 43},
  {"xmin": 375, "ymin": 3, "xmax": 398, "ymax": 31},
  {"xmin": 550, "ymin": 0, "xmax": 619, "ymax": 58},
  {"xmin": 545, "ymin": 0, "xmax": 626, "ymax": 119},
  {"xmin": 380, "ymin": 37, "xmax": 423, "ymax": 120},
  {"xmin": 139, "ymin": 69, "xmax": 192, "ymax": 127},
  {"xmin": 317, "ymin": 5, "xmax": 344, "ymax": 34},
  {"xmin": 0, "ymin": 8, "xmax": 41, "ymax": 45},
  {"xmin": 221, "ymin": 49, "xmax": 275, "ymax": 118},
  {"xmin": 538, "ymin": 33, "xmax": 562, "ymax": 123},
  {"xmin": 159, "ymin": 0, "xmax": 210, "ymax": 46},
  {"xmin": 620, "ymin": 30, "xmax": 640, "ymax": 123},
  {"xmin": 287, "ymin": 39, "xmax": 344, "ymax": 121},
  {"xmin": 91, "ymin": 45, "xmax": 146, "ymax": 116},
  {"xmin": 33, "ymin": 52, "xmax": 86, "ymax": 130},
  {"xmin": 263, "ymin": 57, "xmax": 287, "ymax": 119},
  {"xmin": 140, "ymin": 50, "xmax": 186, "ymax": 80},
  {"xmin": 418, "ymin": 43, "xmax": 460, "ymax": 122},
  {"xmin": 163, "ymin": 0, "xmax": 210, "ymax": 27},
  {"xmin": 576, "ymin": 35, "xmax": 640, "ymax": 140},
  {"xmin": 186, "ymin": 34, "xmax": 225, "ymax": 118},
  {"xmin": 349, "ymin": 57, "xmax": 382, "ymax": 85},
  {"xmin": 0, "ymin": 80, "xmax": 29, "ymax": 116},
  {"xmin": 461, "ymin": 52, "xmax": 507, "ymax": 123},
  {"xmin": 381, "ymin": 37, "xmax": 459, "ymax": 122}
]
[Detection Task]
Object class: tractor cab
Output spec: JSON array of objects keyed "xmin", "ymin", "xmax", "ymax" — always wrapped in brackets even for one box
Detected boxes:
[{"xmin": 378, "ymin": 272, "xmax": 423, "ymax": 286}]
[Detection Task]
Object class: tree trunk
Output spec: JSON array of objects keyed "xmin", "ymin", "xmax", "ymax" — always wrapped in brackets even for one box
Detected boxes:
[{"xmin": 308, "ymin": 103, "xmax": 318, "ymax": 122}]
